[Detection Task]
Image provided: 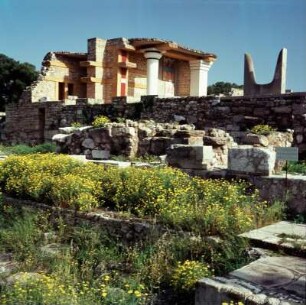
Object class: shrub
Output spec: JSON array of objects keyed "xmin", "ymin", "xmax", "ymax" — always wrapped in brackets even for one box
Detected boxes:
[
  {"xmin": 250, "ymin": 124, "xmax": 276, "ymax": 135},
  {"xmin": 49, "ymin": 174, "xmax": 99, "ymax": 211},
  {"xmin": 0, "ymin": 154, "xmax": 100, "ymax": 210},
  {"xmin": 71, "ymin": 121, "xmax": 83, "ymax": 128},
  {"xmin": 0, "ymin": 154, "xmax": 284, "ymax": 233},
  {"xmin": 171, "ymin": 260, "xmax": 212, "ymax": 291},
  {"xmin": 92, "ymin": 115, "xmax": 111, "ymax": 128}
]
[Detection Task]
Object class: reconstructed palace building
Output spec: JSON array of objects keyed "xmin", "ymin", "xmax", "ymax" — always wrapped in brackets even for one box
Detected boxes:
[{"xmin": 32, "ymin": 37, "xmax": 217, "ymax": 103}]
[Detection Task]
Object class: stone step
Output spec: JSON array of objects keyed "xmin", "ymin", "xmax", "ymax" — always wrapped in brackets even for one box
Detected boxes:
[
  {"xmin": 240, "ymin": 221, "xmax": 306, "ymax": 257},
  {"xmin": 196, "ymin": 255, "xmax": 306, "ymax": 305},
  {"xmin": 196, "ymin": 221, "xmax": 306, "ymax": 304}
]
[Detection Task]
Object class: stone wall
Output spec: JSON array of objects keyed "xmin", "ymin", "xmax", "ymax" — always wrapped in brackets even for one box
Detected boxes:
[
  {"xmin": 3, "ymin": 92, "xmax": 306, "ymax": 158},
  {"xmin": 140, "ymin": 92, "xmax": 306, "ymax": 157},
  {"xmin": 3, "ymin": 196, "xmax": 162, "ymax": 244},
  {"xmin": 3, "ymin": 99, "xmax": 141, "ymax": 145}
]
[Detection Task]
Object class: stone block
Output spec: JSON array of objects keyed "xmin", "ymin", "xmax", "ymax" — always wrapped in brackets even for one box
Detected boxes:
[
  {"xmin": 150, "ymin": 137, "xmax": 172, "ymax": 155},
  {"xmin": 203, "ymin": 136, "xmax": 228, "ymax": 147},
  {"xmin": 196, "ymin": 256, "xmax": 306, "ymax": 304},
  {"xmin": 228, "ymin": 147, "xmax": 276, "ymax": 175},
  {"xmin": 166, "ymin": 145, "xmax": 213, "ymax": 169},
  {"xmin": 82, "ymin": 138, "xmax": 95, "ymax": 149},
  {"xmin": 89, "ymin": 128, "xmax": 111, "ymax": 144},
  {"xmin": 241, "ymin": 134, "xmax": 269, "ymax": 147},
  {"xmin": 272, "ymin": 106, "xmax": 291, "ymax": 114},
  {"xmin": 92, "ymin": 149, "xmax": 110, "ymax": 160},
  {"xmin": 52, "ymin": 133, "xmax": 72, "ymax": 143}
]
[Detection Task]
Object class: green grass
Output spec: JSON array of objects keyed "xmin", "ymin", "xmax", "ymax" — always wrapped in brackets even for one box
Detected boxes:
[
  {"xmin": 0, "ymin": 143, "xmax": 56, "ymax": 155},
  {"xmin": 285, "ymin": 161, "xmax": 306, "ymax": 175},
  {"xmin": 0, "ymin": 198, "xmax": 255, "ymax": 305}
]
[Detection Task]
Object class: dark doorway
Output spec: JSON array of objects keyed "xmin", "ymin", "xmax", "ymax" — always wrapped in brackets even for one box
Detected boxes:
[
  {"xmin": 38, "ymin": 108, "xmax": 45, "ymax": 143},
  {"xmin": 68, "ymin": 83, "xmax": 74, "ymax": 96},
  {"xmin": 58, "ymin": 82, "xmax": 65, "ymax": 100}
]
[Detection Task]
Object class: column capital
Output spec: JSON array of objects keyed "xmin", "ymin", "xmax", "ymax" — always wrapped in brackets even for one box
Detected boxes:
[{"xmin": 143, "ymin": 48, "xmax": 163, "ymax": 60}]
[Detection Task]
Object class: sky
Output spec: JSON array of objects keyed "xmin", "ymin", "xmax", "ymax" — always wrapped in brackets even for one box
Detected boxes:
[{"xmin": 0, "ymin": 0, "xmax": 305, "ymax": 92}]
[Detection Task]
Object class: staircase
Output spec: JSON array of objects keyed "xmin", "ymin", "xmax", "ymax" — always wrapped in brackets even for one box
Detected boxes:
[{"xmin": 195, "ymin": 221, "xmax": 306, "ymax": 305}]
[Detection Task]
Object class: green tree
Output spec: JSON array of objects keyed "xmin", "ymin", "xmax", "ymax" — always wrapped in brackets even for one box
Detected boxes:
[
  {"xmin": 207, "ymin": 82, "xmax": 243, "ymax": 96},
  {"xmin": 0, "ymin": 54, "xmax": 38, "ymax": 111}
]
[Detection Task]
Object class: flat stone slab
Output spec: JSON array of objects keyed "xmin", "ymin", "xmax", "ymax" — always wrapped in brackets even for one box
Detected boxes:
[
  {"xmin": 240, "ymin": 221, "xmax": 306, "ymax": 256},
  {"xmin": 91, "ymin": 160, "xmax": 131, "ymax": 168},
  {"xmin": 196, "ymin": 255, "xmax": 306, "ymax": 305}
]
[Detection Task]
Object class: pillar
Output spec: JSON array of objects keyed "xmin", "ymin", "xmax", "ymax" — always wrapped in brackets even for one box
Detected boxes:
[
  {"xmin": 189, "ymin": 60, "xmax": 213, "ymax": 96},
  {"xmin": 144, "ymin": 49, "xmax": 162, "ymax": 95}
]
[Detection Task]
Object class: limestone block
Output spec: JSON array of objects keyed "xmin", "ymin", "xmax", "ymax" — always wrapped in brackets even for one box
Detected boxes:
[
  {"xmin": 89, "ymin": 128, "xmax": 111, "ymax": 144},
  {"xmin": 58, "ymin": 127, "xmax": 76, "ymax": 134},
  {"xmin": 92, "ymin": 149, "xmax": 110, "ymax": 160},
  {"xmin": 203, "ymin": 136, "xmax": 228, "ymax": 147},
  {"xmin": 173, "ymin": 130, "xmax": 205, "ymax": 146},
  {"xmin": 82, "ymin": 138, "xmax": 95, "ymax": 149},
  {"xmin": 138, "ymin": 125, "xmax": 155, "ymax": 139},
  {"xmin": 111, "ymin": 126, "xmax": 137, "ymax": 138},
  {"xmin": 150, "ymin": 137, "xmax": 172, "ymax": 155},
  {"xmin": 52, "ymin": 133, "xmax": 72, "ymax": 143},
  {"xmin": 266, "ymin": 131, "xmax": 293, "ymax": 147},
  {"xmin": 241, "ymin": 134, "xmax": 269, "ymax": 147},
  {"xmin": 166, "ymin": 145, "xmax": 213, "ymax": 169},
  {"xmin": 173, "ymin": 130, "xmax": 205, "ymax": 138},
  {"xmin": 228, "ymin": 147, "xmax": 276, "ymax": 175}
]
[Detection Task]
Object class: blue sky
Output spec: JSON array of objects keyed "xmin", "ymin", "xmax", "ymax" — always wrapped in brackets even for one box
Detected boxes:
[{"xmin": 0, "ymin": 0, "xmax": 305, "ymax": 91}]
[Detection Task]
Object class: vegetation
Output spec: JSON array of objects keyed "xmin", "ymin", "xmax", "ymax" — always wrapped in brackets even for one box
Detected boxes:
[
  {"xmin": 0, "ymin": 154, "xmax": 284, "ymax": 233},
  {"xmin": 71, "ymin": 122, "xmax": 83, "ymax": 128},
  {"xmin": 0, "ymin": 154, "xmax": 285, "ymax": 304},
  {"xmin": 0, "ymin": 54, "xmax": 38, "ymax": 111},
  {"xmin": 207, "ymin": 81, "xmax": 243, "ymax": 96},
  {"xmin": 92, "ymin": 116, "xmax": 111, "ymax": 128},
  {"xmin": 0, "ymin": 200, "xmax": 252, "ymax": 305},
  {"xmin": 0, "ymin": 143, "xmax": 56, "ymax": 155},
  {"xmin": 286, "ymin": 161, "xmax": 306, "ymax": 175},
  {"xmin": 250, "ymin": 124, "xmax": 276, "ymax": 135}
]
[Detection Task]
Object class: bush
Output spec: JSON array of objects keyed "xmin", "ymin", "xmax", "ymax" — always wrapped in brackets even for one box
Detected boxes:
[
  {"xmin": 92, "ymin": 115, "xmax": 111, "ymax": 128},
  {"xmin": 250, "ymin": 124, "xmax": 276, "ymax": 135},
  {"xmin": 71, "ymin": 121, "xmax": 83, "ymax": 128},
  {"xmin": 171, "ymin": 260, "xmax": 212, "ymax": 291},
  {"xmin": 0, "ymin": 154, "xmax": 284, "ymax": 234}
]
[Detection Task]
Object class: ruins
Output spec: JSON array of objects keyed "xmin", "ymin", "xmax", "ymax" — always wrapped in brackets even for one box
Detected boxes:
[{"xmin": 29, "ymin": 37, "xmax": 216, "ymax": 104}]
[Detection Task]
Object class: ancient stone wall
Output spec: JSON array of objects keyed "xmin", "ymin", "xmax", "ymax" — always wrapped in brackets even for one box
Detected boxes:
[
  {"xmin": 3, "ymin": 93, "xmax": 306, "ymax": 158},
  {"xmin": 141, "ymin": 93, "xmax": 306, "ymax": 157},
  {"xmin": 2, "ymin": 99, "xmax": 141, "ymax": 144}
]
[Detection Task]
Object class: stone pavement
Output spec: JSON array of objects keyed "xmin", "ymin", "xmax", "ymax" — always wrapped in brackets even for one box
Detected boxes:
[
  {"xmin": 240, "ymin": 221, "xmax": 306, "ymax": 256},
  {"xmin": 196, "ymin": 221, "xmax": 306, "ymax": 305}
]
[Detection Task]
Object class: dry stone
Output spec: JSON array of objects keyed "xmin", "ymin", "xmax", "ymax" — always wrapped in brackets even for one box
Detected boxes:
[
  {"xmin": 82, "ymin": 138, "xmax": 95, "ymax": 149},
  {"xmin": 166, "ymin": 145, "xmax": 213, "ymax": 169},
  {"xmin": 228, "ymin": 147, "xmax": 276, "ymax": 176},
  {"xmin": 241, "ymin": 134, "xmax": 269, "ymax": 147}
]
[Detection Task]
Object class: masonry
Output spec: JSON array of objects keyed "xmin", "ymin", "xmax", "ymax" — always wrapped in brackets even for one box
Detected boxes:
[
  {"xmin": 140, "ymin": 92, "xmax": 306, "ymax": 157},
  {"xmin": 3, "ymin": 92, "xmax": 306, "ymax": 157}
]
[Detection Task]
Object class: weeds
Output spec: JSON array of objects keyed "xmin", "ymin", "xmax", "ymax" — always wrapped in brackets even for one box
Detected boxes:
[
  {"xmin": 0, "ymin": 143, "xmax": 56, "ymax": 155},
  {"xmin": 0, "ymin": 202, "xmax": 257, "ymax": 305}
]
